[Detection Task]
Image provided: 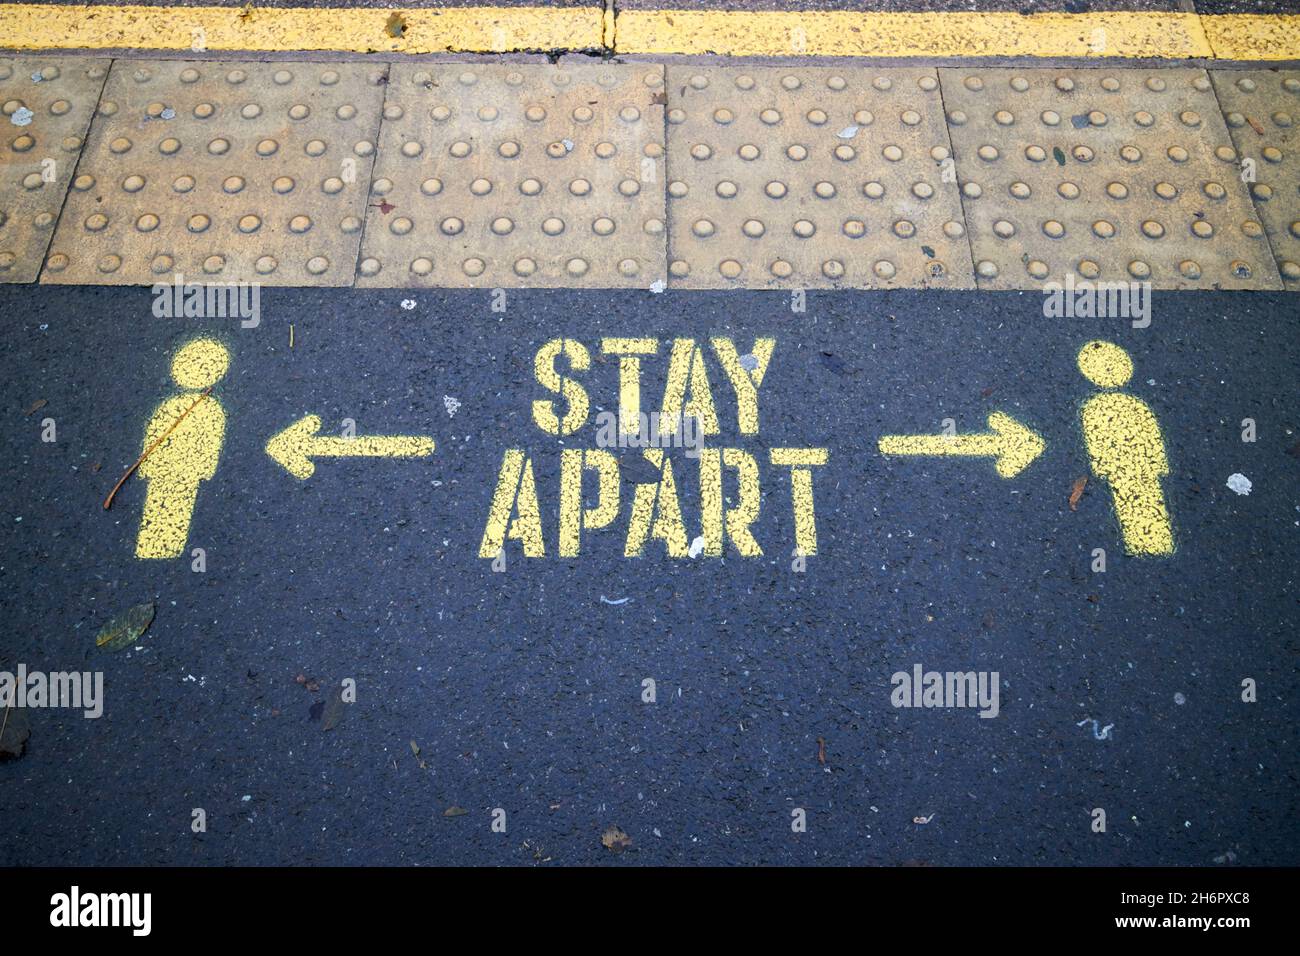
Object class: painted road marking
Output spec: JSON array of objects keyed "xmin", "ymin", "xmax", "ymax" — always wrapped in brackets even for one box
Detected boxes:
[
  {"xmin": 0, "ymin": 4, "xmax": 603, "ymax": 54},
  {"xmin": 480, "ymin": 335, "xmax": 828, "ymax": 560},
  {"xmin": 1077, "ymin": 340, "xmax": 1175, "ymax": 557},
  {"xmin": 0, "ymin": 6, "xmax": 1296, "ymax": 59},
  {"xmin": 265, "ymin": 414, "xmax": 435, "ymax": 480},
  {"xmin": 877, "ymin": 412, "xmax": 1045, "ymax": 479},
  {"xmin": 135, "ymin": 338, "xmax": 228, "ymax": 559}
]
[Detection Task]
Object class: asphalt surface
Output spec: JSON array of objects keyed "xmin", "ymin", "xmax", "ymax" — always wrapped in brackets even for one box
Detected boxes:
[{"xmin": 0, "ymin": 285, "xmax": 1295, "ymax": 866}]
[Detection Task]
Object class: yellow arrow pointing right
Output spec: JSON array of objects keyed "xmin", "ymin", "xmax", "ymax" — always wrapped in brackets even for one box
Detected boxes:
[{"xmin": 878, "ymin": 412, "xmax": 1045, "ymax": 478}]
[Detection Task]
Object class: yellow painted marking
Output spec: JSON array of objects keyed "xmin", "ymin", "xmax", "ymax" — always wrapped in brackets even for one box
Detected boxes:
[
  {"xmin": 613, "ymin": 10, "xmax": 1213, "ymax": 58},
  {"xmin": 559, "ymin": 449, "xmax": 620, "ymax": 557},
  {"xmin": 1204, "ymin": 14, "xmax": 1300, "ymax": 61},
  {"xmin": 479, "ymin": 450, "xmax": 545, "ymax": 558},
  {"xmin": 602, "ymin": 338, "xmax": 658, "ymax": 436},
  {"xmin": 1077, "ymin": 341, "xmax": 1174, "ymax": 557},
  {"xmin": 878, "ymin": 413, "xmax": 1045, "ymax": 479},
  {"xmin": 0, "ymin": 5, "xmax": 1282, "ymax": 59},
  {"xmin": 265, "ymin": 414, "xmax": 434, "ymax": 480},
  {"xmin": 710, "ymin": 338, "xmax": 774, "ymax": 436},
  {"xmin": 0, "ymin": 5, "xmax": 603, "ymax": 53},
  {"xmin": 699, "ymin": 448, "xmax": 762, "ymax": 557},
  {"xmin": 769, "ymin": 448, "xmax": 828, "ymax": 557},
  {"xmin": 625, "ymin": 448, "xmax": 689, "ymax": 557},
  {"xmin": 533, "ymin": 338, "xmax": 590, "ymax": 437},
  {"xmin": 659, "ymin": 339, "xmax": 719, "ymax": 437},
  {"xmin": 136, "ymin": 339, "xmax": 228, "ymax": 560}
]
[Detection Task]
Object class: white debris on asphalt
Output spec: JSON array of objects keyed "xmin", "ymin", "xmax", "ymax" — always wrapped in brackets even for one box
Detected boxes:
[
  {"xmin": 11, "ymin": 106, "xmax": 34, "ymax": 126},
  {"xmin": 688, "ymin": 535, "xmax": 706, "ymax": 558},
  {"xmin": 443, "ymin": 395, "xmax": 461, "ymax": 417},
  {"xmin": 400, "ymin": 298, "xmax": 416, "ymax": 311},
  {"xmin": 1226, "ymin": 473, "xmax": 1252, "ymax": 495},
  {"xmin": 1077, "ymin": 718, "xmax": 1114, "ymax": 740}
]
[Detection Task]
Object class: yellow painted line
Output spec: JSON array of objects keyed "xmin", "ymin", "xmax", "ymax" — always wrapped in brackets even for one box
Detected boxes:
[
  {"xmin": 878, "ymin": 412, "xmax": 1044, "ymax": 479},
  {"xmin": 1077, "ymin": 341, "xmax": 1174, "ymax": 557},
  {"xmin": 0, "ymin": 4, "xmax": 603, "ymax": 53},
  {"xmin": 266, "ymin": 414, "xmax": 434, "ymax": 480},
  {"xmin": 614, "ymin": 10, "xmax": 1213, "ymax": 59},
  {"xmin": 1203, "ymin": 14, "xmax": 1300, "ymax": 61}
]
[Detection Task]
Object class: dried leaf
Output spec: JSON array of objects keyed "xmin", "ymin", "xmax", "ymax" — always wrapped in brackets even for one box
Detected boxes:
[
  {"xmin": 601, "ymin": 825, "xmax": 632, "ymax": 851},
  {"xmin": 23, "ymin": 398, "xmax": 47, "ymax": 416},
  {"xmin": 237, "ymin": 2, "xmax": 254, "ymax": 23},
  {"xmin": 1069, "ymin": 476, "xmax": 1088, "ymax": 511},
  {"xmin": 444, "ymin": 806, "xmax": 469, "ymax": 817},
  {"xmin": 95, "ymin": 601, "xmax": 155, "ymax": 651},
  {"xmin": 385, "ymin": 12, "xmax": 407, "ymax": 38},
  {"xmin": 816, "ymin": 736, "xmax": 827, "ymax": 765},
  {"xmin": 321, "ymin": 686, "xmax": 346, "ymax": 731},
  {"xmin": 1246, "ymin": 115, "xmax": 1265, "ymax": 135},
  {"xmin": 409, "ymin": 740, "xmax": 420, "ymax": 756},
  {"xmin": 913, "ymin": 813, "xmax": 935, "ymax": 824},
  {"xmin": 0, "ymin": 705, "xmax": 30, "ymax": 760}
]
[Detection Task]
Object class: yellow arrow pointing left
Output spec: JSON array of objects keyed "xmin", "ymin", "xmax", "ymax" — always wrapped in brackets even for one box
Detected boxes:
[{"xmin": 267, "ymin": 414, "xmax": 435, "ymax": 479}]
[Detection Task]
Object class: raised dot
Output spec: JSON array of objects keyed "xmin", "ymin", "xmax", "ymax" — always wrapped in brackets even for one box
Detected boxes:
[
  {"xmin": 541, "ymin": 217, "xmax": 564, "ymax": 236},
  {"xmin": 719, "ymin": 260, "xmax": 742, "ymax": 279},
  {"xmin": 874, "ymin": 261, "xmax": 897, "ymax": 280},
  {"xmin": 273, "ymin": 176, "xmax": 295, "ymax": 194},
  {"xmin": 470, "ymin": 177, "xmax": 492, "ymax": 196},
  {"xmin": 717, "ymin": 180, "xmax": 738, "ymax": 198},
  {"xmin": 1078, "ymin": 260, "xmax": 1100, "ymax": 280},
  {"xmin": 463, "ymin": 258, "xmax": 485, "ymax": 277},
  {"xmin": 187, "ymin": 214, "xmax": 210, "ymax": 233},
  {"xmin": 1154, "ymin": 181, "xmax": 1178, "ymax": 200},
  {"xmin": 569, "ymin": 179, "xmax": 591, "ymax": 196},
  {"xmin": 1191, "ymin": 220, "xmax": 1214, "ymax": 238},
  {"xmin": 843, "ymin": 220, "xmax": 866, "ymax": 239},
  {"xmin": 1043, "ymin": 220, "xmax": 1065, "ymax": 239},
  {"xmin": 1141, "ymin": 220, "xmax": 1165, "ymax": 239},
  {"xmin": 440, "ymin": 217, "xmax": 463, "ymax": 236},
  {"xmin": 1092, "ymin": 220, "xmax": 1115, "ymax": 239},
  {"xmin": 993, "ymin": 219, "xmax": 1015, "ymax": 239},
  {"xmin": 1128, "ymin": 260, "xmax": 1151, "ymax": 280},
  {"xmin": 1027, "ymin": 261, "xmax": 1049, "ymax": 280},
  {"xmin": 693, "ymin": 219, "xmax": 715, "ymax": 238},
  {"xmin": 793, "ymin": 220, "xmax": 816, "ymax": 239},
  {"xmin": 593, "ymin": 217, "xmax": 616, "ymax": 236},
  {"xmin": 237, "ymin": 214, "xmax": 261, "ymax": 233},
  {"xmin": 151, "ymin": 255, "xmax": 174, "ymax": 274},
  {"xmin": 1106, "ymin": 182, "xmax": 1128, "ymax": 200},
  {"xmin": 306, "ymin": 257, "xmax": 330, "ymax": 276},
  {"xmin": 765, "ymin": 181, "xmax": 787, "ymax": 199},
  {"xmin": 742, "ymin": 219, "xmax": 765, "ymax": 238},
  {"xmin": 289, "ymin": 215, "xmax": 311, "ymax": 233},
  {"xmin": 136, "ymin": 213, "xmax": 159, "ymax": 232},
  {"xmin": 1179, "ymin": 260, "xmax": 1202, "ymax": 279},
  {"xmin": 1058, "ymin": 182, "xmax": 1081, "ymax": 200},
  {"xmin": 1010, "ymin": 181, "xmax": 1032, "ymax": 199}
]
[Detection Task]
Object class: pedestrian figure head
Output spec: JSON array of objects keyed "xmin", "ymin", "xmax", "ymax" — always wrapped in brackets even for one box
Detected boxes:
[
  {"xmin": 1077, "ymin": 340, "xmax": 1133, "ymax": 390},
  {"xmin": 171, "ymin": 338, "xmax": 229, "ymax": 390}
]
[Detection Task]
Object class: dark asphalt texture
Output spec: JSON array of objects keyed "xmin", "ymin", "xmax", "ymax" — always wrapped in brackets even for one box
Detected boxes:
[{"xmin": 0, "ymin": 285, "xmax": 1296, "ymax": 866}]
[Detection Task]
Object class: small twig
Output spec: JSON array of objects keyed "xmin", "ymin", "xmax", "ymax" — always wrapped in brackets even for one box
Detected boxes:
[{"xmin": 103, "ymin": 387, "xmax": 213, "ymax": 511}]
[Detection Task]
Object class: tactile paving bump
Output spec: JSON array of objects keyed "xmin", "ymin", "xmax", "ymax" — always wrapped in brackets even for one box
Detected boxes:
[
  {"xmin": 664, "ymin": 66, "xmax": 973, "ymax": 290},
  {"xmin": 0, "ymin": 58, "xmax": 107, "ymax": 284},
  {"xmin": 1212, "ymin": 70, "xmax": 1300, "ymax": 287},
  {"xmin": 44, "ymin": 61, "xmax": 387, "ymax": 286},
  {"xmin": 358, "ymin": 63, "xmax": 666, "ymax": 288},
  {"xmin": 941, "ymin": 68, "xmax": 1281, "ymax": 291}
]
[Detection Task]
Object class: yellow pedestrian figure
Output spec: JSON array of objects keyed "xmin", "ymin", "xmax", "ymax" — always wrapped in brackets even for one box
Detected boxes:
[
  {"xmin": 1077, "ymin": 340, "xmax": 1174, "ymax": 557},
  {"xmin": 135, "ymin": 339, "xmax": 229, "ymax": 559}
]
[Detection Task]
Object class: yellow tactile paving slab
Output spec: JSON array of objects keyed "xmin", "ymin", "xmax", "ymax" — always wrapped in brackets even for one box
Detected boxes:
[
  {"xmin": 614, "ymin": 11, "xmax": 1214, "ymax": 59},
  {"xmin": 0, "ymin": 58, "xmax": 107, "ymax": 284},
  {"xmin": 1211, "ymin": 70, "xmax": 1300, "ymax": 286},
  {"xmin": 0, "ymin": 5, "xmax": 605, "ymax": 55},
  {"xmin": 664, "ymin": 66, "xmax": 972, "ymax": 290},
  {"xmin": 1203, "ymin": 15, "xmax": 1300, "ymax": 62},
  {"xmin": 43, "ymin": 60, "xmax": 387, "ymax": 286},
  {"xmin": 941, "ymin": 68, "xmax": 1281, "ymax": 291},
  {"xmin": 357, "ymin": 62, "xmax": 666, "ymax": 289}
]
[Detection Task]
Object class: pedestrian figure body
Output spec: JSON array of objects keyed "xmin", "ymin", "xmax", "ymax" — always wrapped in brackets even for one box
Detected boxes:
[
  {"xmin": 1077, "ymin": 340, "xmax": 1173, "ymax": 556},
  {"xmin": 135, "ymin": 339, "xmax": 229, "ymax": 559}
]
